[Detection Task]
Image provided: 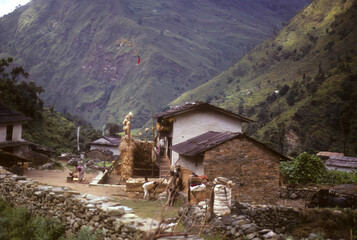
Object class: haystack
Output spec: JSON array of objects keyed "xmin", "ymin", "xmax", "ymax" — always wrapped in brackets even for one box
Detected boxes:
[{"xmin": 119, "ymin": 137, "xmax": 137, "ymax": 181}]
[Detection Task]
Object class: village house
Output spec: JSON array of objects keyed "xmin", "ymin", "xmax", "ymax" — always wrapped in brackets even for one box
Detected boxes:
[
  {"xmin": 153, "ymin": 102, "xmax": 253, "ymax": 167},
  {"xmin": 172, "ymin": 131, "xmax": 289, "ymax": 204},
  {"xmin": 0, "ymin": 103, "xmax": 31, "ymax": 155},
  {"xmin": 89, "ymin": 136, "xmax": 121, "ymax": 156},
  {"xmin": 0, "ymin": 103, "xmax": 32, "ymax": 168}
]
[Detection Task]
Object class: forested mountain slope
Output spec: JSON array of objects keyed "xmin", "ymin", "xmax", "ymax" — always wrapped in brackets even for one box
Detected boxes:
[
  {"xmin": 172, "ymin": 0, "xmax": 357, "ymax": 156},
  {"xmin": 0, "ymin": 0, "xmax": 308, "ymax": 128}
]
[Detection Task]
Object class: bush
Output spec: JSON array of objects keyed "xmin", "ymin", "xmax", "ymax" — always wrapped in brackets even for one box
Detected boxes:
[
  {"xmin": 324, "ymin": 170, "xmax": 357, "ymax": 185},
  {"xmin": 0, "ymin": 199, "xmax": 65, "ymax": 240},
  {"xmin": 281, "ymin": 152, "xmax": 357, "ymax": 185},
  {"xmin": 62, "ymin": 227, "xmax": 103, "ymax": 240},
  {"xmin": 280, "ymin": 152, "xmax": 328, "ymax": 184}
]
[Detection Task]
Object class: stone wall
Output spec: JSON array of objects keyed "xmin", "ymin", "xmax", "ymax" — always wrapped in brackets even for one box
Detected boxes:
[
  {"xmin": 280, "ymin": 186, "xmax": 320, "ymax": 201},
  {"xmin": 204, "ymin": 137, "xmax": 281, "ymax": 204},
  {"xmin": 0, "ymin": 170, "xmax": 160, "ymax": 240},
  {"xmin": 181, "ymin": 200, "xmax": 356, "ymax": 240}
]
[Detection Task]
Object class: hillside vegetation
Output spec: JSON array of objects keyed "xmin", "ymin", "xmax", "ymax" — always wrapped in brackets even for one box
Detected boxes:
[
  {"xmin": 0, "ymin": 58, "xmax": 100, "ymax": 154},
  {"xmin": 0, "ymin": 0, "xmax": 309, "ymax": 128},
  {"xmin": 172, "ymin": 0, "xmax": 357, "ymax": 156}
]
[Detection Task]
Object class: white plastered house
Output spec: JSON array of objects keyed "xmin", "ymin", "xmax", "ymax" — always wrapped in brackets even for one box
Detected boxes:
[
  {"xmin": 89, "ymin": 136, "xmax": 121, "ymax": 156},
  {"xmin": 153, "ymin": 102, "xmax": 253, "ymax": 168},
  {"xmin": 0, "ymin": 103, "xmax": 31, "ymax": 155}
]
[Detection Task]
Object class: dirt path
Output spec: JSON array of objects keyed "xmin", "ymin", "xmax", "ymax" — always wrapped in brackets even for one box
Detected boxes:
[{"xmin": 24, "ymin": 169, "xmax": 130, "ymax": 199}]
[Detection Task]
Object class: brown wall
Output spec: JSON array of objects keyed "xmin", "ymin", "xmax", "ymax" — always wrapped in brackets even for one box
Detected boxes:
[{"xmin": 203, "ymin": 137, "xmax": 281, "ymax": 204}]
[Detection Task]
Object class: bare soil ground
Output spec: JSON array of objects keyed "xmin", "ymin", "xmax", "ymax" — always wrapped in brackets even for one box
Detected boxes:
[
  {"xmin": 23, "ymin": 168, "xmax": 180, "ymax": 221},
  {"xmin": 24, "ymin": 168, "xmax": 130, "ymax": 199}
]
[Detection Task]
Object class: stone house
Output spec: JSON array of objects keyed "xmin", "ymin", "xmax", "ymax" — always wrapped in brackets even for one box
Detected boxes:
[
  {"xmin": 0, "ymin": 103, "xmax": 31, "ymax": 155},
  {"xmin": 153, "ymin": 102, "xmax": 253, "ymax": 167},
  {"xmin": 172, "ymin": 131, "xmax": 289, "ymax": 204},
  {"xmin": 89, "ymin": 136, "xmax": 121, "ymax": 156}
]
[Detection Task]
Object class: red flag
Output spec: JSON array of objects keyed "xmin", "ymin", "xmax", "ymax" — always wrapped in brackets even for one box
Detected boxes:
[{"xmin": 137, "ymin": 56, "xmax": 141, "ymax": 64}]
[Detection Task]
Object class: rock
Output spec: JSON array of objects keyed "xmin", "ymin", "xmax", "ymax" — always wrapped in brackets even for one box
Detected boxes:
[
  {"xmin": 263, "ymin": 231, "xmax": 277, "ymax": 239},
  {"xmin": 106, "ymin": 206, "xmax": 127, "ymax": 216},
  {"xmin": 308, "ymin": 233, "xmax": 319, "ymax": 239},
  {"xmin": 246, "ymin": 232, "xmax": 257, "ymax": 240},
  {"xmin": 290, "ymin": 193, "xmax": 298, "ymax": 199},
  {"xmin": 39, "ymin": 162, "xmax": 55, "ymax": 170},
  {"xmin": 92, "ymin": 215, "xmax": 100, "ymax": 222},
  {"xmin": 222, "ymin": 216, "xmax": 234, "ymax": 225},
  {"xmin": 259, "ymin": 229, "xmax": 272, "ymax": 235},
  {"xmin": 244, "ymin": 225, "xmax": 258, "ymax": 235},
  {"xmin": 241, "ymin": 223, "xmax": 256, "ymax": 232},
  {"xmin": 237, "ymin": 219, "xmax": 250, "ymax": 226}
]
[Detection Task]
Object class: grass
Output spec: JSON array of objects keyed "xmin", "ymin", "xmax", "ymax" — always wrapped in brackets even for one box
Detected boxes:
[{"xmin": 118, "ymin": 198, "xmax": 182, "ymax": 221}]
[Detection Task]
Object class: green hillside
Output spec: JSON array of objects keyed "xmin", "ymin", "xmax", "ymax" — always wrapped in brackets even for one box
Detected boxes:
[
  {"xmin": 0, "ymin": 0, "xmax": 308, "ymax": 129},
  {"xmin": 172, "ymin": 0, "xmax": 357, "ymax": 156}
]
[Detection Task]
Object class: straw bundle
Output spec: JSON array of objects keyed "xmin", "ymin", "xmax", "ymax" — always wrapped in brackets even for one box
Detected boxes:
[{"xmin": 119, "ymin": 137, "xmax": 138, "ymax": 181}]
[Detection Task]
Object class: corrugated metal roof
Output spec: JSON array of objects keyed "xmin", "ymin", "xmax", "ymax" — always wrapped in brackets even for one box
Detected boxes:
[
  {"xmin": 90, "ymin": 136, "xmax": 121, "ymax": 146},
  {"xmin": 0, "ymin": 103, "xmax": 30, "ymax": 124},
  {"xmin": 172, "ymin": 131, "xmax": 289, "ymax": 160},
  {"xmin": 325, "ymin": 155, "xmax": 357, "ymax": 169},
  {"xmin": 172, "ymin": 131, "xmax": 239, "ymax": 156},
  {"xmin": 153, "ymin": 102, "xmax": 253, "ymax": 123}
]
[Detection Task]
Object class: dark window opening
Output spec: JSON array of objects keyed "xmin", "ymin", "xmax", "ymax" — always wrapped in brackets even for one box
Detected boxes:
[{"xmin": 6, "ymin": 125, "xmax": 13, "ymax": 141}]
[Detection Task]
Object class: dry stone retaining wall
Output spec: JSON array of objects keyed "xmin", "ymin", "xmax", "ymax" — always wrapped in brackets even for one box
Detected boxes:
[
  {"xmin": 181, "ymin": 200, "xmax": 356, "ymax": 240},
  {"xmin": 0, "ymin": 170, "xmax": 160, "ymax": 240}
]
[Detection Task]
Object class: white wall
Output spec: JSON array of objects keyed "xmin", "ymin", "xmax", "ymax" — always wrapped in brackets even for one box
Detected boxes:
[
  {"xmin": 0, "ymin": 123, "xmax": 22, "ymax": 142},
  {"xmin": 0, "ymin": 125, "xmax": 6, "ymax": 142},
  {"xmin": 178, "ymin": 156, "xmax": 204, "ymax": 175},
  {"xmin": 171, "ymin": 109, "xmax": 242, "ymax": 164},
  {"xmin": 12, "ymin": 123, "xmax": 22, "ymax": 140}
]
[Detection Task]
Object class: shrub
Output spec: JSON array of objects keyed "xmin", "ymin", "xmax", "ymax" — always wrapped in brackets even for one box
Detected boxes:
[
  {"xmin": 324, "ymin": 170, "xmax": 357, "ymax": 185},
  {"xmin": 281, "ymin": 153, "xmax": 357, "ymax": 185},
  {"xmin": 280, "ymin": 152, "xmax": 328, "ymax": 184},
  {"xmin": 0, "ymin": 199, "xmax": 65, "ymax": 239},
  {"xmin": 62, "ymin": 227, "xmax": 103, "ymax": 240}
]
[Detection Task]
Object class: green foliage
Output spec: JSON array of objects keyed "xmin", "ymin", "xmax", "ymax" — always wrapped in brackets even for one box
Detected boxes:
[
  {"xmin": 281, "ymin": 152, "xmax": 357, "ymax": 185},
  {"xmin": 0, "ymin": 199, "xmax": 65, "ymax": 240},
  {"xmin": 22, "ymin": 108, "xmax": 101, "ymax": 155},
  {"xmin": 0, "ymin": 0, "xmax": 309, "ymax": 129},
  {"xmin": 323, "ymin": 170, "xmax": 357, "ymax": 185},
  {"xmin": 281, "ymin": 152, "xmax": 328, "ymax": 184},
  {"xmin": 0, "ymin": 57, "xmax": 43, "ymax": 118},
  {"xmin": 172, "ymin": 0, "xmax": 357, "ymax": 157},
  {"xmin": 62, "ymin": 227, "xmax": 103, "ymax": 240}
]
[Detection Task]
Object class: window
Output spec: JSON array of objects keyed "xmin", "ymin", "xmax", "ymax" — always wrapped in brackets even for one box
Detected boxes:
[{"xmin": 6, "ymin": 125, "xmax": 13, "ymax": 141}]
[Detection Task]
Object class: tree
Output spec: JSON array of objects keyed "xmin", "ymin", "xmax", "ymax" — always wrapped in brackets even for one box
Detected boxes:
[
  {"xmin": 105, "ymin": 123, "xmax": 120, "ymax": 136},
  {"xmin": 0, "ymin": 57, "xmax": 44, "ymax": 118}
]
